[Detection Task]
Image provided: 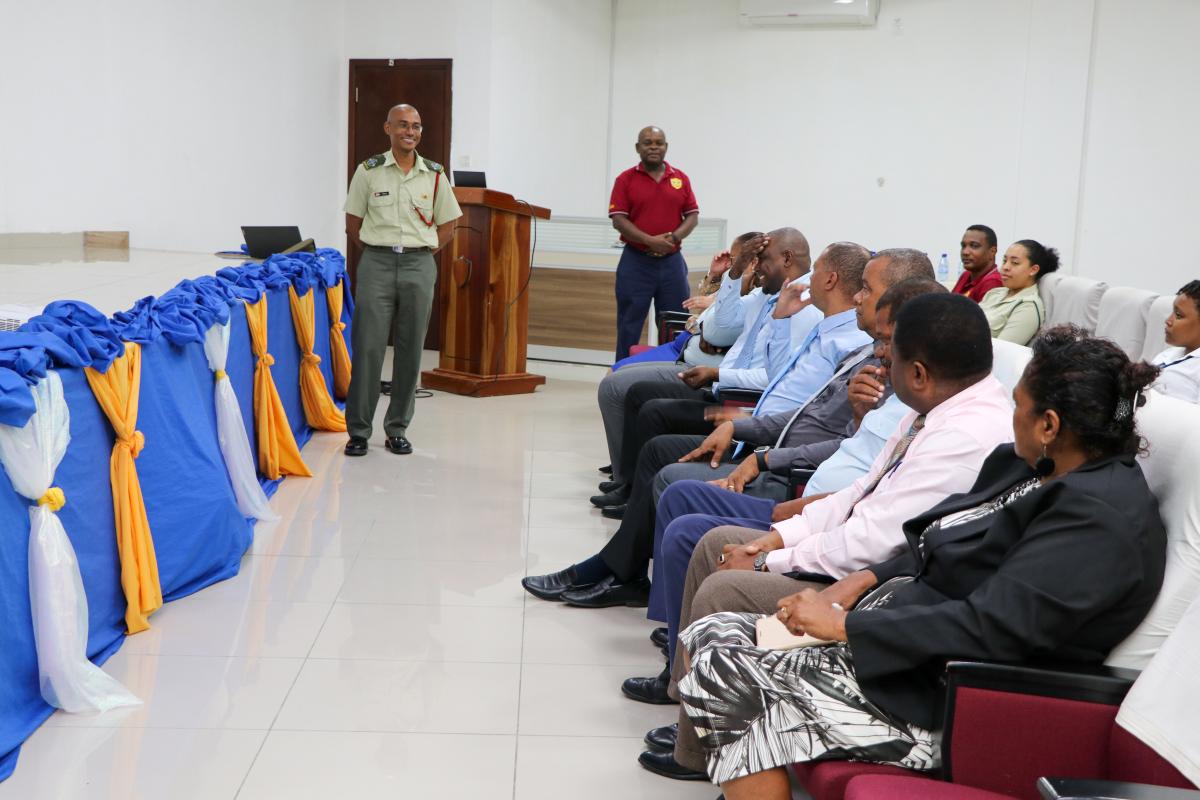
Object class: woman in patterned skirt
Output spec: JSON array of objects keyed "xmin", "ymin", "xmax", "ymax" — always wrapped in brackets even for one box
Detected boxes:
[{"xmin": 676, "ymin": 326, "xmax": 1167, "ymax": 798}]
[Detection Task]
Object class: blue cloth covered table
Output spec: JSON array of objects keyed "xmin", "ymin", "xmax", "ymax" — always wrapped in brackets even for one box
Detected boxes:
[{"xmin": 0, "ymin": 249, "xmax": 353, "ymax": 780}]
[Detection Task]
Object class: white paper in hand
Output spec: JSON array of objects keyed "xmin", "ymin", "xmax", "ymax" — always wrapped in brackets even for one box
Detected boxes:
[{"xmin": 755, "ymin": 614, "xmax": 834, "ymax": 651}]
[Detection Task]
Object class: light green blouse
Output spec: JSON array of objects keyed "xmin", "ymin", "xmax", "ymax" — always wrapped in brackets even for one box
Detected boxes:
[{"xmin": 979, "ymin": 284, "xmax": 1045, "ymax": 345}]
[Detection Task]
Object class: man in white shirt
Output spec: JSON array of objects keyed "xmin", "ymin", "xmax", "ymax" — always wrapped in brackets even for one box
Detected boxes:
[
  {"xmin": 1150, "ymin": 280, "xmax": 1200, "ymax": 404},
  {"xmin": 637, "ymin": 293, "xmax": 1016, "ymax": 781}
]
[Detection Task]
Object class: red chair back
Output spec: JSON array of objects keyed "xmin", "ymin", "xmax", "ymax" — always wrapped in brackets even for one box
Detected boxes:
[
  {"xmin": 1107, "ymin": 725, "xmax": 1196, "ymax": 789},
  {"xmin": 945, "ymin": 687, "xmax": 1116, "ymax": 800}
]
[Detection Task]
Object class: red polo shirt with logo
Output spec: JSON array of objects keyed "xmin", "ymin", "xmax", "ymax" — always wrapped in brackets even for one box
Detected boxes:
[
  {"xmin": 953, "ymin": 266, "xmax": 1003, "ymax": 302},
  {"xmin": 608, "ymin": 162, "xmax": 699, "ymax": 253}
]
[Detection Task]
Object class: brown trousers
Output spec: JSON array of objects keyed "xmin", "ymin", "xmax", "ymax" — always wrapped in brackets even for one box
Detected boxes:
[{"xmin": 668, "ymin": 525, "xmax": 825, "ymax": 771}]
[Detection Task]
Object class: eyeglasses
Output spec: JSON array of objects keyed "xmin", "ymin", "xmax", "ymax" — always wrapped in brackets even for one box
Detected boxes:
[{"xmin": 392, "ymin": 122, "xmax": 423, "ymax": 132}]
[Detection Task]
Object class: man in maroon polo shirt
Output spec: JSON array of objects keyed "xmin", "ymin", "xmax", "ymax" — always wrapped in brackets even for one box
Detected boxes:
[
  {"xmin": 609, "ymin": 126, "xmax": 700, "ymax": 359},
  {"xmin": 952, "ymin": 224, "xmax": 1002, "ymax": 302}
]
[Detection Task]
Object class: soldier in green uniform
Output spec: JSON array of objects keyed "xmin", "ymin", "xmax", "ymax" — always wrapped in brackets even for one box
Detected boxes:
[{"xmin": 343, "ymin": 103, "xmax": 462, "ymax": 456}]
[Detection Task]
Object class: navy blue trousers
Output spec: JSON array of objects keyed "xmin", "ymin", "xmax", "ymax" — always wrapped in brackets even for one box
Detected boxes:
[
  {"xmin": 614, "ymin": 246, "xmax": 689, "ymax": 360},
  {"xmin": 648, "ymin": 480, "xmax": 777, "ymax": 668}
]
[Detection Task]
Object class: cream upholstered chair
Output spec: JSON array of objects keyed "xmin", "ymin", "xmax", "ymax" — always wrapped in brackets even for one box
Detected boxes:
[
  {"xmin": 1038, "ymin": 272, "xmax": 1064, "ymax": 322},
  {"xmin": 1107, "ymin": 389, "xmax": 1200, "ymax": 670},
  {"xmin": 1140, "ymin": 294, "xmax": 1177, "ymax": 362},
  {"xmin": 1046, "ymin": 275, "xmax": 1109, "ymax": 329},
  {"xmin": 989, "ymin": 338, "xmax": 1032, "ymax": 399},
  {"xmin": 1096, "ymin": 286, "xmax": 1159, "ymax": 358}
]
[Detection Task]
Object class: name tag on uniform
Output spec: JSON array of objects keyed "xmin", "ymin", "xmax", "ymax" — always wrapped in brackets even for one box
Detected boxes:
[{"xmin": 372, "ymin": 191, "xmax": 390, "ymax": 197}]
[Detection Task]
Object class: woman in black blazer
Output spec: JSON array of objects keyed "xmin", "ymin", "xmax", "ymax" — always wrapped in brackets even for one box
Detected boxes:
[{"xmin": 674, "ymin": 326, "xmax": 1167, "ymax": 799}]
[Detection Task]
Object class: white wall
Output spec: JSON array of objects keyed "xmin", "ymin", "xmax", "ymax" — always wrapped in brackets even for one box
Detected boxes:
[
  {"xmin": 0, "ymin": 0, "xmax": 344, "ymax": 253},
  {"xmin": 1073, "ymin": 0, "xmax": 1200, "ymax": 293},
  {"xmin": 608, "ymin": 0, "xmax": 1094, "ymax": 272},
  {"xmin": 3, "ymin": 0, "xmax": 1197, "ymax": 298}
]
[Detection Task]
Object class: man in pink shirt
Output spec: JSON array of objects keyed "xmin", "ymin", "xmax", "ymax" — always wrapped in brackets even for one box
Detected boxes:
[
  {"xmin": 637, "ymin": 292, "xmax": 1016, "ymax": 781},
  {"xmin": 952, "ymin": 224, "xmax": 1002, "ymax": 302}
]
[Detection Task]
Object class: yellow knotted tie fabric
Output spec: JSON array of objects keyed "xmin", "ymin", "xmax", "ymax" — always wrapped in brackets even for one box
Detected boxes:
[
  {"xmin": 244, "ymin": 297, "xmax": 311, "ymax": 480},
  {"xmin": 37, "ymin": 487, "xmax": 66, "ymax": 512},
  {"xmin": 325, "ymin": 280, "xmax": 352, "ymax": 400},
  {"xmin": 84, "ymin": 342, "xmax": 163, "ymax": 634},
  {"xmin": 288, "ymin": 285, "xmax": 347, "ymax": 432}
]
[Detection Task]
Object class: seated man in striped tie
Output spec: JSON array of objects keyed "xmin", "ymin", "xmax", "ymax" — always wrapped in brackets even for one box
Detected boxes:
[
  {"xmin": 633, "ymin": 293, "xmax": 1015, "ymax": 781},
  {"xmin": 521, "ymin": 240, "xmax": 874, "ymax": 608}
]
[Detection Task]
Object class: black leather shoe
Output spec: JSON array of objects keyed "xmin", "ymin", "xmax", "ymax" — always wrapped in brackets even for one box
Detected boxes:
[
  {"xmin": 644, "ymin": 723, "xmax": 678, "ymax": 751},
  {"xmin": 650, "ymin": 627, "xmax": 669, "ymax": 649},
  {"xmin": 384, "ymin": 436, "xmax": 413, "ymax": 455},
  {"xmin": 562, "ymin": 575, "xmax": 650, "ymax": 608},
  {"xmin": 600, "ymin": 504, "xmax": 626, "ymax": 520},
  {"xmin": 637, "ymin": 749, "xmax": 707, "ymax": 781},
  {"xmin": 521, "ymin": 567, "xmax": 596, "ymax": 602},
  {"xmin": 344, "ymin": 437, "xmax": 368, "ymax": 457},
  {"xmin": 380, "ymin": 380, "xmax": 392, "ymax": 395},
  {"xmin": 598, "ymin": 463, "xmax": 613, "ymax": 475},
  {"xmin": 597, "ymin": 479, "xmax": 624, "ymax": 494},
  {"xmin": 622, "ymin": 666, "xmax": 676, "ymax": 705},
  {"xmin": 589, "ymin": 485, "xmax": 630, "ymax": 508}
]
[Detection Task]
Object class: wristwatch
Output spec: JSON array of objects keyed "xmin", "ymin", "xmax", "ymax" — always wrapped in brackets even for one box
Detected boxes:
[
  {"xmin": 754, "ymin": 445, "xmax": 770, "ymax": 472},
  {"xmin": 753, "ymin": 551, "xmax": 769, "ymax": 572}
]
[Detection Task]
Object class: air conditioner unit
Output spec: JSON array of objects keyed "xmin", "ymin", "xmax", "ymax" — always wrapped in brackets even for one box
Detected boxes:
[{"xmin": 739, "ymin": 0, "xmax": 879, "ymax": 27}]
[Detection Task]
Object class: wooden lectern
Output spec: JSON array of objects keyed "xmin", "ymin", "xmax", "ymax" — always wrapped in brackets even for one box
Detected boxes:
[{"xmin": 420, "ymin": 187, "xmax": 551, "ymax": 397}]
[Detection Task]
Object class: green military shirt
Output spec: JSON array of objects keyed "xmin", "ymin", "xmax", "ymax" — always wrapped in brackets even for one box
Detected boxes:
[{"xmin": 344, "ymin": 150, "xmax": 463, "ymax": 249}]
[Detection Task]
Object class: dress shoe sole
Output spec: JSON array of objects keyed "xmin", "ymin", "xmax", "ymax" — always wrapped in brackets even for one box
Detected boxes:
[
  {"xmin": 563, "ymin": 594, "xmax": 649, "ymax": 609},
  {"xmin": 600, "ymin": 505, "xmax": 626, "ymax": 520},
  {"xmin": 621, "ymin": 684, "xmax": 679, "ymax": 705},
  {"xmin": 637, "ymin": 752, "xmax": 708, "ymax": 781},
  {"xmin": 520, "ymin": 579, "xmax": 595, "ymax": 603}
]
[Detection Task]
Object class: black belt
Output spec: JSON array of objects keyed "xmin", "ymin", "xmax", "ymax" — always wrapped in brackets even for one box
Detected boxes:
[{"xmin": 364, "ymin": 244, "xmax": 432, "ymax": 253}]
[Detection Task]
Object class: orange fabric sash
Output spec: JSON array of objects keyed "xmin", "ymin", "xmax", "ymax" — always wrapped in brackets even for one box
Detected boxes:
[
  {"xmin": 288, "ymin": 285, "xmax": 346, "ymax": 431},
  {"xmin": 325, "ymin": 281, "xmax": 352, "ymax": 400},
  {"xmin": 84, "ymin": 343, "xmax": 162, "ymax": 634},
  {"xmin": 244, "ymin": 297, "xmax": 311, "ymax": 479}
]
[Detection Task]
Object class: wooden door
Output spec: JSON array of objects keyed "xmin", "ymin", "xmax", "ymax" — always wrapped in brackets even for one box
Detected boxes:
[{"xmin": 347, "ymin": 58, "xmax": 452, "ymax": 349}]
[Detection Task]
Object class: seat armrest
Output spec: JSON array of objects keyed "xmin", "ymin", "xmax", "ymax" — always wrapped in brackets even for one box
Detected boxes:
[
  {"xmin": 717, "ymin": 388, "xmax": 762, "ymax": 406},
  {"xmin": 788, "ymin": 467, "xmax": 815, "ymax": 498},
  {"xmin": 1037, "ymin": 777, "xmax": 1200, "ymax": 799},
  {"xmin": 945, "ymin": 661, "xmax": 1140, "ymax": 706}
]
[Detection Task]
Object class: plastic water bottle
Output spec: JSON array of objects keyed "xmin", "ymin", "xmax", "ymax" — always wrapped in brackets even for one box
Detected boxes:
[{"xmin": 937, "ymin": 253, "xmax": 950, "ymax": 282}]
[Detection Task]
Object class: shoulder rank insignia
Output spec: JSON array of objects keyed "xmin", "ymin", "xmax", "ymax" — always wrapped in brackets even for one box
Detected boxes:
[
  {"xmin": 422, "ymin": 157, "xmax": 444, "ymax": 173},
  {"xmin": 362, "ymin": 152, "xmax": 389, "ymax": 170},
  {"xmin": 670, "ymin": 177, "xmax": 683, "ymax": 190}
]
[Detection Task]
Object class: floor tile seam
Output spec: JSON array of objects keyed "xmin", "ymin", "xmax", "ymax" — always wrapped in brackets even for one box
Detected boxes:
[{"xmin": 232, "ymin": 549, "xmax": 360, "ymax": 799}]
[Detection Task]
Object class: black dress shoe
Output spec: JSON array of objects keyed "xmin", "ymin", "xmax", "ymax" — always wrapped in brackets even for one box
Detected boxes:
[
  {"xmin": 521, "ymin": 567, "xmax": 595, "ymax": 602},
  {"xmin": 622, "ymin": 666, "xmax": 676, "ymax": 705},
  {"xmin": 380, "ymin": 380, "xmax": 392, "ymax": 395},
  {"xmin": 597, "ymin": 479, "xmax": 624, "ymax": 494},
  {"xmin": 600, "ymin": 504, "xmax": 626, "ymax": 520},
  {"xmin": 589, "ymin": 485, "xmax": 630, "ymax": 508},
  {"xmin": 344, "ymin": 437, "xmax": 368, "ymax": 456},
  {"xmin": 561, "ymin": 575, "xmax": 650, "ymax": 608},
  {"xmin": 650, "ymin": 627, "xmax": 669, "ymax": 649},
  {"xmin": 384, "ymin": 436, "xmax": 412, "ymax": 455},
  {"xmin": 637, "ymin": 749, "xmax": 707, "ymax": 781},
  {"xmin": 644, "ymin": 723, "xmax": 678, "ymax": 751},
  {"xmin": 598, "ymin": 463, "xmax": 613, "ymax": 475}
]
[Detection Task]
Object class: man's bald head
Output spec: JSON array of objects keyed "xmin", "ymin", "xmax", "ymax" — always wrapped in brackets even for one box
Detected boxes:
[
  {"xmin": 635, "ymin": 126, "xmax": 668, "ymax": 169},
  {"xmin": 383, "ymin": 104, "xmax": 423, "ymax": 157},
  {"xmin": 767, "ymin": 227, "xmax": 812, "ymax": 276},
  {"xmin": 387, "ymin": 104, "xmax": 420, "ymax": 122}
]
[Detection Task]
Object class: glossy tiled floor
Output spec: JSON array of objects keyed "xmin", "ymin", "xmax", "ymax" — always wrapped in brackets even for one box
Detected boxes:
[{"xmin": 0, "ymin": 240, "xmax": 721, "ymax": 798}]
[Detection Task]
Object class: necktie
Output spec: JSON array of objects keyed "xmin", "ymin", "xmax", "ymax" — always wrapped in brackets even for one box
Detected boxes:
[
  {"xmin": 730, "ymin": 296, "xmax": 777, "ymax": 370},
  {"xmin": 842, "ymin": 413, "xmax": 927, "ymax": 522},
  {"xmin": 751, "ymin": 322, "xmax": 820, "ymax": 416}
]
